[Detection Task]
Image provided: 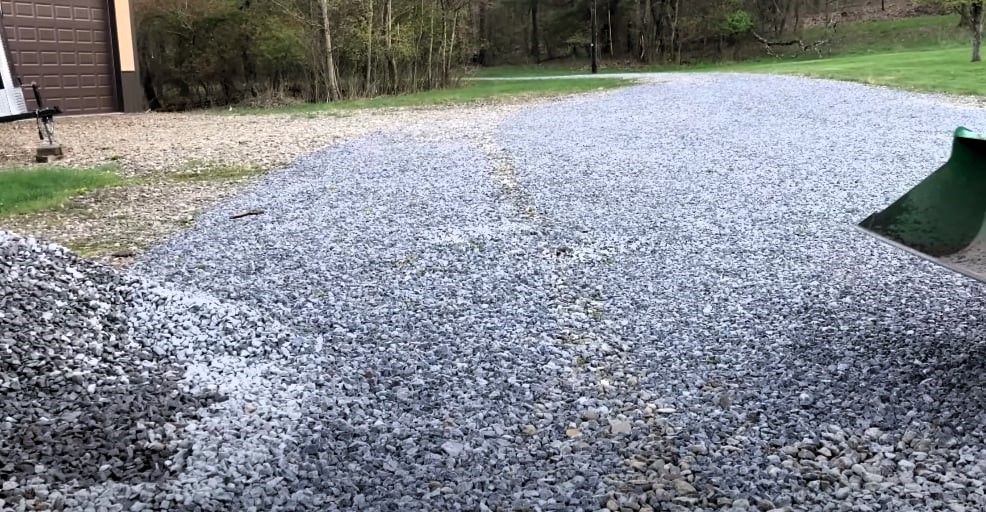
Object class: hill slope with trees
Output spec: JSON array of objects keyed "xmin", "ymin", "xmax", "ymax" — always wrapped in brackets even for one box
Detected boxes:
[{"xmin": 135, "ymin": 0, "xmax": 974, "ymax": 109}]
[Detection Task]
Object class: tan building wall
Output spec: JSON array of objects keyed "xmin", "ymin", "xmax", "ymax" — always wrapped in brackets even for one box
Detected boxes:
[{"xmin": 112, "ymin": 0, "xmax": 144, "ymax": 112}]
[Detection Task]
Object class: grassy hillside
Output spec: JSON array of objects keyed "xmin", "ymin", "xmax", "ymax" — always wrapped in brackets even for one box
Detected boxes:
[
  {"xmin": 470, "ymin": 13, "xmax": 986, "ymax": 99},
  {"xmin": 799, "ymin": 14, "xmax": 967, "ymax": 55},
  {"xmin": 734, "ymin": 47, "xmax": 986, "ymax": 96},
  {"xmin": 474, "ymin": 14, "xmax": 972, "ymax": 78}
]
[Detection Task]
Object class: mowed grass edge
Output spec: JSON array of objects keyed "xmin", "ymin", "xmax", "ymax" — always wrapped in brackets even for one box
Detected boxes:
[
  {"xmin": 230, "ymin": 78, "xmax": 635, "ymax": 115},
  {"xmin": 732, "ymin": 47, "xmax": 986, "ymax": 97},
  {"xmin": 0, "ymin": 166, "xmax": 121, "ymax": 217}
]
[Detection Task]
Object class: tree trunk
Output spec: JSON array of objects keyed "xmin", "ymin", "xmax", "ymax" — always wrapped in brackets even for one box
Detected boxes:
[
  {"xmin": 608, "ymin": 7, "xmax": 613, "ymax": 56},
  {"xmin": 386, "ymin": 0, "xmax": 398, "ymax": 90},
  {"xmin": 590, "ymin": 0, "xmax": 598, "ymax": 73},
  {"xmin": 440, "ymin": 7, "xmax": 448, "ymax": 85},
  {"xmin": 444, "ymin": 10, "xmax": 459, "ymax": 85},
  {"xmin": 530, "ymin": 0, "xmax": 540, "ymax": 61},
  {"xmin": 428, "ymin": 0, "xmax": 435, "ymax": 87},
  {"xmin": 366, "ymin": 0, "xmax": 374, "ymax": 94},
  {"xmin": 319, "ymin": 0, "xmax": 342, "ymax": 100},
  {"xmin": 669, "ymin": 0, "xmax": 679, "ymax": 64},
  {"xmin": 973, "ymin": 1, "xmax": 984, "ymax": 63},
  {"xmin": 793, "ymin": 0, "xmax": 801, "ymax": 35},
  {"xmin": 140, "ymin": 66, "xmax": 161, "ymax": 110}
]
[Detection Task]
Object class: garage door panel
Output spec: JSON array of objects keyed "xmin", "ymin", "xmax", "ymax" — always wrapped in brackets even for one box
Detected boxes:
[
  {"xmin": 13, "ymin": 2, "xmax": 34, "ymax": 16},
  {"xmin": 3, "ymin": 0, "xmax": 116, "ymax": 114}
]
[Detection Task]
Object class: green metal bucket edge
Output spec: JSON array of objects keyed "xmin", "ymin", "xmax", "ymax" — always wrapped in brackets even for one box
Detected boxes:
[
  {"xmin": 855, "ymin": 126, "xmax": 986, "ymax": 282},
  {"xmin": 954, "ymin": 126, "xmax": 986, "ymax": 141},
  {"xmin": 853, "ymin": 225, "xmax": 986, "ymax": 283}
]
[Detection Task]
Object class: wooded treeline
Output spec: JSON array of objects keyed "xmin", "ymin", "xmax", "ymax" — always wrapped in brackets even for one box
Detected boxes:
[
  {"xmin": 136, "ymin": 0, "xmax": 472, "ymax": 109},
  {"xmin": 133, "ymin": 0, "xmax": 918, "ymax": 109}
]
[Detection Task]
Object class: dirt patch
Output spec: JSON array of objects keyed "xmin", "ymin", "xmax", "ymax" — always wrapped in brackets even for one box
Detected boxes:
[
  {"xmin": 0, "ymin": 105, "xmax": 531, "ymax": 264},
  {"xmin": 1, "ymin": 110, "xmax": 460, "ymax": 176}
]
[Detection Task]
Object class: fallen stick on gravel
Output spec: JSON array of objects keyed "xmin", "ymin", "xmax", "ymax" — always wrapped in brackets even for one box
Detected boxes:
[{"xmin": 229, "ymin": 209, "xmax": 266, "ymax": 220}]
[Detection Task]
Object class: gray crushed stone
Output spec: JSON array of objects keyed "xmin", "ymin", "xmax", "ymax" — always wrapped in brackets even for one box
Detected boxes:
[
  {"xmin": 0, "ymin": 234, "xmax": 214, "ymax": 508},
  {"xmin": 0, "ymin": 232, "xmax": 296, "ymax": 510},
  {"xmin": 4, "ymin": 74, "xmax": 986, "ymax": 511}
]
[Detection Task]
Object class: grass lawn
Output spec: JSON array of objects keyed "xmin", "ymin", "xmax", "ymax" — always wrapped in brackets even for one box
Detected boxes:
[
  {"xmin": 469, "ymin": 65, "xmax": 605, "ymax": 78},
  {"xmin": 733, "ymin": 47, "xmax": 986, "ymax": 96},
  {"xmin": 0, "ymin": 166, "xmax": 121, "ymax": 217},
  {"xmin": 232, "ymin": 78, "xmax": 634, "ymax": 115}
]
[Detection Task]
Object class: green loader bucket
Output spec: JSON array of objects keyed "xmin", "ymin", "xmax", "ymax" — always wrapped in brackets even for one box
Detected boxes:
[{"xmin": 859, "ymin": 127, "xmax": 986, "ymax": 282}]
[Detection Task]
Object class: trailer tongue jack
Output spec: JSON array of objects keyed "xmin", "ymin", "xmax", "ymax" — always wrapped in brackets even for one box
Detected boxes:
[{"xmin": 1, "ymin": 21, "xmax": 62, "ymax": 162}]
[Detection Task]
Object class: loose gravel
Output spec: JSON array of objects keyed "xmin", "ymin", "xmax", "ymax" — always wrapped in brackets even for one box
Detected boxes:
[
  {"xmin": 4, "ymin": 73, "xmax": 986, "ymax": 511},
  {"xmin": 0, "ymin": 104, "xmax": 538, "ymax": 264}
]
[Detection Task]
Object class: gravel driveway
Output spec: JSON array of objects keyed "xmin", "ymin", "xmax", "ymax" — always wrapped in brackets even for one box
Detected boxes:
[
  {"xmin": 6, "ymin": 74, "xmax": 986, "ymax": 511},
  {"xmin": 0, "ymin": 105, "xmax": 531, "ymax": 263}
]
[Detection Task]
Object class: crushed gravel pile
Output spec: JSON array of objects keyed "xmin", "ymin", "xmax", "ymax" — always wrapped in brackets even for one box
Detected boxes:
[
  {"xmin": 0, "ymin": 232, "xmax": 298, "ymax": 511},
  {"xmin": 7, "ymin": 73, "xmax": 986, "ymax": 511},
  {"xmin": 0, "ymin": 233, "xmax": 208, "ymax": 509}
]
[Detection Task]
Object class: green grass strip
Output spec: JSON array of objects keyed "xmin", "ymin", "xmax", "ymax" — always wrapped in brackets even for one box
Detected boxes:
[
  {"xmin": 0, "ymin": 166, "xmax": 121, "ymax": 217},
  {"xmin": 230, "ymin": 78, "xmax": 633, "ymax": 115}
]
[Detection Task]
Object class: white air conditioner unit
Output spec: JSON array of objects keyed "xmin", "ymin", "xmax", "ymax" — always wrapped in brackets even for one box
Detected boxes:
[{"xmin": 0, "ymin": 27, "xmax": 28, "ymax": 118}]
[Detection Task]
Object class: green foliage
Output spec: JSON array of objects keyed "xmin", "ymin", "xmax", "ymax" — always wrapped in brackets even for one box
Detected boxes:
[
  {"xmin": 803, "ymin": 14, "xmax": 967, "ymax": 55},
  {"xmin": 135, "ymin": 0, "xmax": 472, "ymax": 109},
  {"xmin": 722, "ymin": 10, "xmax": 754, "ymax": 35},
  {"xmin": 253, "ymin": 17, "xmax": 309, "ymax": 79},
  {"xmin": 132, "ymin": 0, "xmax": 977, "ymax": 108},
  {"xmin": 0, "ymin": 167, "xmax": 121, "ymax": 217}
]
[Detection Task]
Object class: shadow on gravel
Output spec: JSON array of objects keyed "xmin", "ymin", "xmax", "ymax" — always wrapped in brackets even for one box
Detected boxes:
[{"xmin": 723, "ymin": 299, "xmax": 986, "ymax": 441}]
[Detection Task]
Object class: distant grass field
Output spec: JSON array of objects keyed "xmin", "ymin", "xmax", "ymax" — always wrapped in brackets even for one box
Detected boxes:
[
  {"xmin": 469, "ymin": 14, "xmax": 986, "ymax": 98},
  {"xmin": 732, "ymin": 47, "xmax": 986, "ymax": 96},
  {"xmin": 233, "ymin": 78, "xmax": 634, "ymax": 115},
  {"xmin": 0, "ymin": 167, "xmax": 120, "ymax": 217}
]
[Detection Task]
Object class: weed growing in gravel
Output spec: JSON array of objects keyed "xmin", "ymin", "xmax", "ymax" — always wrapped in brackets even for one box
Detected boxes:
[
  {"xmin": 0, "ymin": 166, "xmax": 121, "ymax": 217},
  {"xmin": 169, "ymin": 163, "xmax": 265, "ymax": 183}
]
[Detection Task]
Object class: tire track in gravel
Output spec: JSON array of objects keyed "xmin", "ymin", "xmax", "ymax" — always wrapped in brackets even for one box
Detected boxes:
[
  {"xmin": 107, "ymin": 74, "xmax": 986, "ymax": 510},
  {"xmin": 498, "ymin": 73, "xmax": 986, "ymax": 511},
  {"xmin": 479, "ymin": 128, "xmax": 698, "ymax": 509},
  {"xmin": 130, "ymin": 108, "xmax": 691, "ymax": 510}
]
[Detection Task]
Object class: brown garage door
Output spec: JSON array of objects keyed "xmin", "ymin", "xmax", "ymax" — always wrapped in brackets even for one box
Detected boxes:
[{"xmin": 1, "ymin": 0, "xmax": 116, "ymax": 114}]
